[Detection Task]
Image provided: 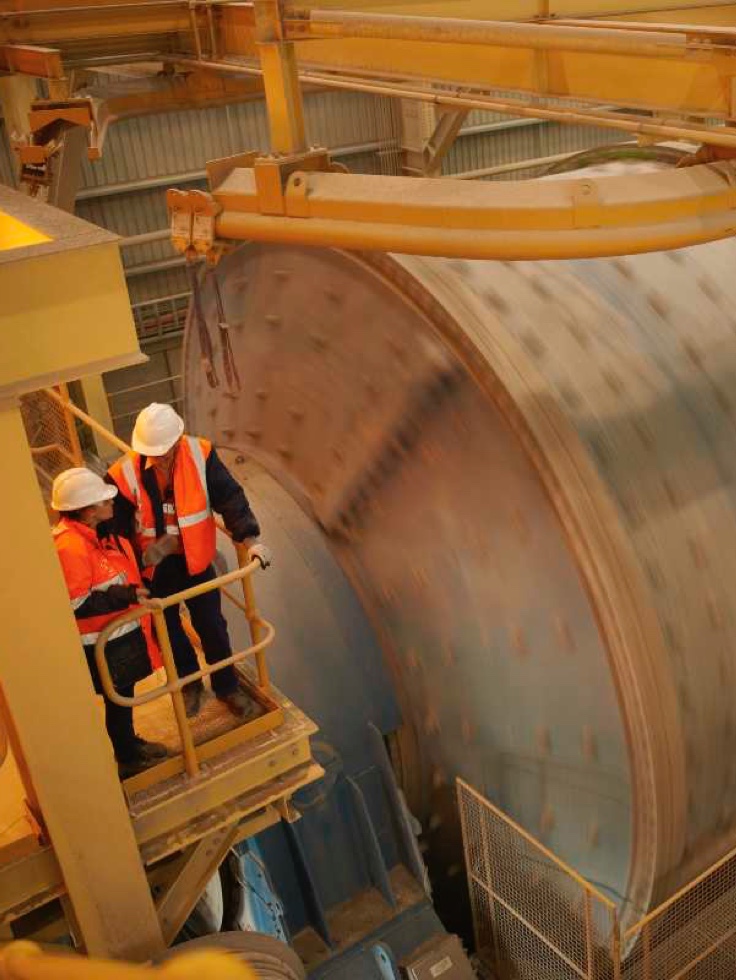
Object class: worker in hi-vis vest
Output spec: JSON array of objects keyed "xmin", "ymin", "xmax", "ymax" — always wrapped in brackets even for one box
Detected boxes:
[
  {"xmin": 51, "ymin": 467, "xmax": 168, "ymax": 776},
  {"xmin": 107, "ymin": 403, "xmax": 265, "ymax": 720}
]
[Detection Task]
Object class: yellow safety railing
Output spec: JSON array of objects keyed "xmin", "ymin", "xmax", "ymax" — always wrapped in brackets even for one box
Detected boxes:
[
  {"xmin": 94, "ymin": 549, "xmax": 275, "ymax": 778},
  {"xmin": 0, "ymin": 941, "xmax": 256, "ymax": 979},
  {"xmin": 458, "ymin": 777, "xmax": 736, "ymax": 980}
]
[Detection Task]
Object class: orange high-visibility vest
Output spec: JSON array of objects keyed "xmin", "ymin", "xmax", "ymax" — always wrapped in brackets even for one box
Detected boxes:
[
  {"xmin": 52, "ymin": 518, "xmax": 158, "ymax": 668},
  {"xmin": 109, "ymin": 437, "xmax": 216, "ymax": 577}
]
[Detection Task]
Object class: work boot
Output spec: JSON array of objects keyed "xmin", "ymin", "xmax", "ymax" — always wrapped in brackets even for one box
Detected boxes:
[
  {"xmin": 117, "ymin": 740, "xmax": 168, "ymax": 780},
  {"xmin": 182, "ymin": 680, "xmax": 204, "ymax": 718},
  {"xmin": 217, "ymin": 687, "xmax": 257, "ymax": 721},
  {"xmin": 132, "ymin": 736, "xmax": 169, "ymax": 763}
]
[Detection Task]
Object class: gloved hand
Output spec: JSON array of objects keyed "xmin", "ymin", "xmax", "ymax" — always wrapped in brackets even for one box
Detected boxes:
[
  {"xmin": 135, "ymin": 586, "xmax": 151, "ymax": 604},
  {"xmin": 142, "ymin": 534, "xmax": 179, "ymax": 568},
  {"xmin": 248, "ymin": 542, "xmax": 273, "ymax": 569}
]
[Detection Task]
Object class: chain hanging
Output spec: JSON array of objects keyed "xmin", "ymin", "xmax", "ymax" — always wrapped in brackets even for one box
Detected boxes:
[
  {"xmin": 207, "ymin": 264, "xmax": 241, "ymax": 392},
  {"xmin": 186, "ymin": 255, "xmax": 219, "ymax": 389}
]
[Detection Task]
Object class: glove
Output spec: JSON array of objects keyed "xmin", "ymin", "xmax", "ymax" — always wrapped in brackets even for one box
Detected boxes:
[
  {"xmin": 142, "ymin": 534, "xmax": 179, "ymax": 568},
  {"xmin": 248, "ymin": 542, "xmax": 272, "ymax": 569}
]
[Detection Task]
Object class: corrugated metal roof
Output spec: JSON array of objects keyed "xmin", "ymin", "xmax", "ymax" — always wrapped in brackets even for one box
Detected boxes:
[
  {"xmin": 126, "ymin": 265, "xmax": 189, "ymax": 305},
  {"xmin": 445, "ymin": 120, "xmax": 621, "ymax": 178}
]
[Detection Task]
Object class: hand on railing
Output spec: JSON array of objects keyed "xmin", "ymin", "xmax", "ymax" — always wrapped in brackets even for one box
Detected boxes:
[{"xmin": 247, "ymin": 543, "xmax": 272, "ymax": 569}]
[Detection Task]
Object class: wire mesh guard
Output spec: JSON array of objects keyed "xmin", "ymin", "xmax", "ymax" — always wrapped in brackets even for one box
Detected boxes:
[
  {"xmin": 458, "ymin": 779, "xmax": 736, "ymax": 980},
  {"xmin": 457, "ymin": 778, "xmax": 620, "ymax": 980},
  {"xmin": 621, "ymin": 848, "xmax": 736, "ymax": 980},
  {"xmin": 20, "ymin": 386, "xmax": 82, "ymax": 501}
]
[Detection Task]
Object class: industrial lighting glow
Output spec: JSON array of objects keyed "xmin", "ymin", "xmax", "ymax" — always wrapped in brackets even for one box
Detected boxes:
[{"xmin": 0, "ymin": 212, "xmax": 52, "ymax": 251}]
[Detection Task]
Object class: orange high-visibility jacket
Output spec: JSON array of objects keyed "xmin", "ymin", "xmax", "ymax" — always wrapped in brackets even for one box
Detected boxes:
[
  {"xmin": 52, "ymin": 517, "xmax": 159, "ymax": 667},
  {"xmin": 108, "ymin": 436, "xmax": 216, "ymax": 577}
]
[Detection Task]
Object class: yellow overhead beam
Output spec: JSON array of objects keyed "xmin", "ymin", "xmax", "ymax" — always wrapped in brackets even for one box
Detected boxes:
[
  {"xmin": 5, "ymin": 0, "xmax": 736, "ymax": 123},
  {"xmin": 264, "ymin": 9, "xmax": 736, "ymax": 120}
]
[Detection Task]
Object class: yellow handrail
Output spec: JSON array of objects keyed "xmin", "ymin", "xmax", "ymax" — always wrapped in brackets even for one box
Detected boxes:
[
  {"xmin": 94, "ymin": 552, "xmax": 275, "ymax": 778},
  {"xmin": 43, "ymin": 387, "xmax": 131, "ymax": 455},
  {"xmin": 0, "ymin": 942, "xmax": 257, "ymax": 979}
]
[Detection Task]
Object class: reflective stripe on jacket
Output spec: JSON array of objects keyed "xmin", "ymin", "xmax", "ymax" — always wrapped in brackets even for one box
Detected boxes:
[
  {"xmin": 52, "ymin": 518, "xmax": 142, "ymax": 647},
  {"xmin": 108, "ymin": 436, "xmax": 216, "ymax": 576}
]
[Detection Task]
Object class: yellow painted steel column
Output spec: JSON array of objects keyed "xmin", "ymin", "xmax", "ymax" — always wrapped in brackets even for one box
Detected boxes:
[
  {"xmin": 0, "ymin": 402, "xmax": 164, "ymax": 960},
  {"xmin": 78, "ymin": 375, "xmax": 118, "ymax": 462},
  {"xmin": 254, "ymin": 0, "xmax": 306, "ymax": 155}
]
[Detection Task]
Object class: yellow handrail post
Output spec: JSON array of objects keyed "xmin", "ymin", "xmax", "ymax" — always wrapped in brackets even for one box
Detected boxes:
[
  {"xmin": 237, "ymin": 544, "xmax": 270, "ymax": 694},
  {"xmin": 151, "ymin": 608, "xmax": 199, "ymax": 779}
]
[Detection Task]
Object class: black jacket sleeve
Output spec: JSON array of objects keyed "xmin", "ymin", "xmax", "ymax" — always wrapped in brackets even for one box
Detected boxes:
[
  {"xmin": 105, "ymin": 472, "xmax": 138, "ymax": 543},
  {"xmin": 206, "ymin": 449, "xmax": 260, "ymax": 542},
  {"xmin": 74, "ymin": 584, "xmax": 138, "ymax": 619}
]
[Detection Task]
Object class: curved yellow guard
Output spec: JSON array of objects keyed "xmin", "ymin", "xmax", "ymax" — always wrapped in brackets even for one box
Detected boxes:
[{"xmin": 0, "ymin": 943, "xmax": 257, "ymax": 980}]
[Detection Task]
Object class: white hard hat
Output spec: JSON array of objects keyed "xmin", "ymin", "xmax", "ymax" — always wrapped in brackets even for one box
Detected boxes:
[
  {"xmin": 52, "ymin": 467, "xmax": 118, "ymax": 512},
  {"xmin": 132, "ymin": 403, "xmax": 185, "ymax": 456}
]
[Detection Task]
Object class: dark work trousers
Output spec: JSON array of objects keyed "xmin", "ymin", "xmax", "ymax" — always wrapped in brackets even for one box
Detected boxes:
[
  {"xmin": 105, "ymin": 684, "xmax": 136, "ymax": 762},
  {"xmin": 151, "ymin": 554, "xmax": 238, "ymax": 696}
]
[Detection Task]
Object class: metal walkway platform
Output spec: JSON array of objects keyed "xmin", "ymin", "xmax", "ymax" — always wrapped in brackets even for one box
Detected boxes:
[{"xmin": 0, "ymin": 678, "xmax": 320, "ymax": 928}]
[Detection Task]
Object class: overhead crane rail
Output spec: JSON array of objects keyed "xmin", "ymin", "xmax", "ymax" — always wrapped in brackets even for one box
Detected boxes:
[{"xmin": 7, "ymin": 1, "xmax": 736, "ymax": 257}]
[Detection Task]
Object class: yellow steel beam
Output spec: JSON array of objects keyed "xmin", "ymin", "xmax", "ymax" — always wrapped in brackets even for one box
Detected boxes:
[
  {"xmin": 254, "ymin": 0, "xmax": 307, "ymax": 154},
  {"xmin": 265, "ymin": 10, "xmax": 736, "ymax": 120},
  {"xmin": 0, "ymin": 44, "xmax": 62, "ymax": 77},
  {"xmin": 156, "ymin": 824, "xmax": 241, "ymax": 944},
  {"xmin": 3, "ymin": 0, "xmax": 736, "ymax": 123}
]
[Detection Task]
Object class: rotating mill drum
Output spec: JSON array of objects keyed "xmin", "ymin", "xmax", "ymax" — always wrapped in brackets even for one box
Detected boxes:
[{"xmin": 183, "ymin": 179, "xmax": 736, "ymax": 924}]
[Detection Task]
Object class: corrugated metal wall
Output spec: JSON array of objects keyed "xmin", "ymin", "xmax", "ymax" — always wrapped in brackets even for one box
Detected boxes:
[{"xmin": 447, "ymin": 115, "xmax": 621, "ymax": 179}]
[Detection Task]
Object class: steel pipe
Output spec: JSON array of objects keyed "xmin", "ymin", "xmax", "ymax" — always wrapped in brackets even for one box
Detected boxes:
[
  {"xmin": 173, "ymin": 56, "xmax": 736, "ymax": 148},
  {"xmin": 298, "ymin": 10, "xmax": 693, "ymax": 57}
]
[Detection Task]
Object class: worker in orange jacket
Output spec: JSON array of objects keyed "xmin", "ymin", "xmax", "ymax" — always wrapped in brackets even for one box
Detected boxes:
[
  {"xmin": 51, "ymin": 468, "xmax": 168, "ymax": 777},
  {"xmin": 107, "ymin": 403, "xmax": 266, "ymax": 720}
]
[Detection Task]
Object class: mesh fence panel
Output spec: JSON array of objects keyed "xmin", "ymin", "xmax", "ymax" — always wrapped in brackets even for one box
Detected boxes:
[
  {"xmin": 20, "ymin": 386, "xmax": 82, "ymax": 503},
  {"xmin": 622, "ymin": 846, "xmax": 736, "ymax": 980},
  {"xmin": 458, "ymin": 778, "xmax": 736, "ymax": 980},
  {"xmin": 458, "ymin": 779, "xmax": 619, "ymax": 980}
]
